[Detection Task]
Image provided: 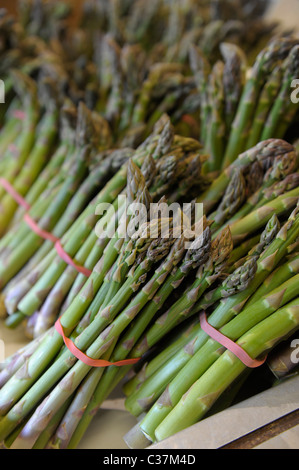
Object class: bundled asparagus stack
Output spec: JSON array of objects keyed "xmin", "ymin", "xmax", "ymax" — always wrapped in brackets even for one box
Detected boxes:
[
  {"xmin": 0, "ymin": 114, "xmax": 205, "ymax": 337},
  {"xmin": 78, "ymin": 0, "xmax": 276, "ymax": 61},
  {"xmin": 0, "ymin": 133, "xmax": 298, "ymax": 449},
  {"xmin": 121, "ymin": 143, "xmax": 299, "ymax": 446},
  {"xmin": 0, "ymin": 0, "xmax": 282, "ymax": 144},
  {"xmin": 1, "ymin": 3, "xmax": 297, "ymax": 154},
  {"xmin": 0, "ymin": 144, "xmax": 208, "ymax": 448}
]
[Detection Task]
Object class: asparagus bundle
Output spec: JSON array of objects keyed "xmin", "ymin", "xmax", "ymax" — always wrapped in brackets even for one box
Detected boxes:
[
  {"xmin": 49, "ymin": 178, "xmax": 299, "ymax": 448},
  {"xmin": 0, "ymin": 136, "xmax": 296, "ymax": 449},
  {"xmin": 0, "ymin": 4, "xmax": 296, "ymax": 161},
  {"xmin": 0, "ymin": 127, "xmax": 297, "ymax": 444},
  {"xmin": 0, "ymin": 1, "xmax": 274, "ymax": 139},
  {"xmin": 120, "ymin": 142, "xmax": 299, "ymax": 399},
  {"xmin": 78, "ymin": 0, "xmax": 276, "ymax": 60},
  {"xmin": 0, "ymin": 149, "xmax": 210, "ymax": 448},
  {"xmin": 1, "ymin": 115, "xmax": 206, "ymax": 336},
  {"xmin": 123, "ymin": 204, "xmax": 299, "ymax": 446},
  {"xmin": 0, "ymin": 99, "xmax": 113, "ymax": 279},
  {"xmin": 190, "ymin": 37, "xmax": 299, "ymax": 173},
  {"xmin": 222, "ymin": 38, "xmax": 299, "ymax": 168}
]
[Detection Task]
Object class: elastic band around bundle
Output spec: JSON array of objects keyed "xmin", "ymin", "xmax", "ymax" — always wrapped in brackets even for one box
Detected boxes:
[
  {"xmin": 12, "ymin": 110, "xmax": 26, "ymax": 121},
  {"xmin": 0, "ymin": 178, "xmax": 31, "ymax": 211},
  {"xmin": 199, "ymin": 311, "xmax": 267, "ymax": 369},
  {"xmin": 0, "ymin": 177, "xmax": 92, "ymax": 277},
  {"xmin": 24, "ymin": 213, "xmax": 60, "ymax": 243},
  {"xmin": 55, "ymin": 318, "xmax": 141, "ymax": 368}
]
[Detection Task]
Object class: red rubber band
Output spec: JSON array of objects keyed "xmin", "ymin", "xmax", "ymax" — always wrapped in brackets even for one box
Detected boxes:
[
  {"xmin": 200, "ymin": 311, "xmax": 267, "ymax": 369},
  {"xmin": 24, "ymin": 213, "xmax": 59, "ymax": 243},
  {"xmin": 55, "ymin": 240, "xmax": 92, "ymax": 277},
  {"xmin": 0, "ymin": 178, "xmax": 31, "ymax": 211},
  {"xmin": 12, "ymin": 110, "xmax": 26, "ymax": 121},
  {"xmin": 182, "ymin": 114, "xmax": 198, "ymax": 129},
  {"xmin": 55, "ymin": 318, "xmax": 140, "ymax": 368}
]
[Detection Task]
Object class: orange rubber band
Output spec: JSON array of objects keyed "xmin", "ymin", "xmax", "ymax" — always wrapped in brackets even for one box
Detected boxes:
[
  {"xmin": 55, "ymin": 318, "xmax": 140, "ymax": 368},
  {"xmin": 199, "ymin": 311, "xmax": 267, "ymax": 369}
]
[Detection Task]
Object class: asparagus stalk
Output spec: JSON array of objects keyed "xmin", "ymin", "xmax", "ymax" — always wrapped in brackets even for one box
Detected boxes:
[
  {"xmin": 0, "ymin": 332, "xmax": 48, "ymax": 388},
  {"xmin": 209, "ymin": 168, "xmax": 247, "ymax": 233},
  {"xmin": 246, "ymin": 65, "xmax": 282, "ymax": 149},
  {"xmin": 0, "ymin": 1, "xmax": 298, "ymax": 451},
  {"xmin": 13, "ymin": 102, "xmax": 78, "ymax": 211},
  {"xmin": 202, "ymin": 60, "xmax": 226, "ymax": 172},
  {"xmin": 0, "ymin": 71, "xmax": 40, "ymax": 201},
  {"xmin": 220, "ymin": 42, "xmax": 247, "ymax": 135},
  {"xmin": 246, "ymin": 252, "xmax": 299, "ymax": 306},
  {"xmin": 189, "ymin": 44, "xmax": 211, "ymax": 146},
  {"xmin": 226, "ymin": 186, "xmax": 299, "ymax": 244},
  {"xmin": 261, "ymin": 45, "xmax": 299, "ymax": 141},
  {"xmin": 0, "ymin": 141, "xmax": 178, "ymax": 428}
]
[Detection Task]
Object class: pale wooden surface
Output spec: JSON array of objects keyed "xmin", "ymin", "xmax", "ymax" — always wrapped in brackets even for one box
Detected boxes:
[{"xmin": 150, "ymin": 376, "xmax": 299, "ymax": 450}]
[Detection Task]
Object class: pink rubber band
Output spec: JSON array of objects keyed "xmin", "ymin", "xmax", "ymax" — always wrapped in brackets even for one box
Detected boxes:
[
  {"xmin": 55, "ymin": 318, "xmax": 140, "ymax": 368},
  {"xmin": 12, "ymin": 110, "xmax": 26, "ymax": 121},
  {"xmin": 0, "ymin": 178, "xmax": 31, "ymax": 211},
  {"xmin": 24, "ymin": 213, "xmax": 59, "ymax": 243},
  {"xmin": 200, "ymin": 311, "xmax": 267, "ymax": 369},
  {"xmin": 55, "ymin": 240, "xmax": 92, "ymax": 277}
]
